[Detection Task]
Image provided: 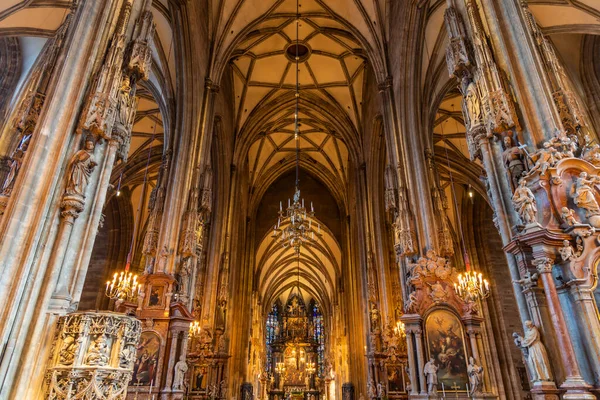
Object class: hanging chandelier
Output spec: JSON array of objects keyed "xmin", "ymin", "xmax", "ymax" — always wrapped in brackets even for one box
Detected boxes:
[
  {"xmin": 454, "ymin": 253, "xmax": 490, "ymax": 302},
  {"xmin": 271, "ymin": 0, "xmax": 319, "ymax": 254},
  {"xmin": 105, "ymin": 254, "xmax": 139, "ymax": 302}
]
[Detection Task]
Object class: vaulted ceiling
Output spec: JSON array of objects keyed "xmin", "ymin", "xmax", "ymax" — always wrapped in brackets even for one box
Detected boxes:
[{"xmin": 220, "ymin": 0, "xmax": 387, "ymax": 203}]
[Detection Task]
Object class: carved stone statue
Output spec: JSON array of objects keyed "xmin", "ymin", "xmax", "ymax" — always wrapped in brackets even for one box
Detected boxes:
[
  {"xmin": 513, "ymin": 271, "xmax": 538, "ymax": 289},
  {"xmin": 502, "ymin": 135, "xmax": 526, "ymax": 191},
  {"xmin": 512, "ymin": 179, "xmax": 537, "ymax": 224},
  {"xmin": 404, "ymin": 290, "xmax": 418, "ymax": 313},
  {"xmin": 172, "ymin": 355, "xmax": 188, "ymax": 390},
  {"xmin": 65, "ymin": 137, "xmax": 97, "ymax": 197},
  {"xmin": 58, "ymin": 335, "xmax": 77, "ymax": 365},
  {"xmin": 527, "ymin": 142, "xmax": 561, "ymax": 176},
  {"xmin": 369, "ymin": 303, "xmax": 381, "ymax": 332},
  {"xmin": 570, "ymin": 172, "xmax": 600, "ymax": 218},
  {"xmin": 1, "ymin": 133, "xmax": 32, "ymax": 196},
  {"xmin": 467, "ymin": 357, "xmax": 484, "ymax": 395},
  {"xmin": 560, "ymin": 207, "xmax": 579, "ymax": 226},
  {"xmin": 513, "ymin": 321, "xmax": 553, "ymax": 382},
  {"xmin": 119, "ymin": 345, "xmax": 135, "ymax": 368},
  {"xmin": 424, "ymin": 358, "xmax": 438, "ymax": 394},
  {"xmin": 463, "ymin": 81, "xmax": 482, "ymax": 129},
  {"xmin": 559, "ymin": 239, "xmax": 577, "ymax": 261},
  {"xmin": 85, "ymin": 335, "xmax": 110, "ymax": 365}
]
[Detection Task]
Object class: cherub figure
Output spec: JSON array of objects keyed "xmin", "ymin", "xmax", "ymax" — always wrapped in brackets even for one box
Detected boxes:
[{"xmin": 560, "ymin": 207, "xmax": 579, "ymax": 226}]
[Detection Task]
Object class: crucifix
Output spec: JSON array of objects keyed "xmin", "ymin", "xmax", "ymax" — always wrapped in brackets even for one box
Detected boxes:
[{"xmin": 450, "ymin": 382, "xmax": 461, "ymax": 400}]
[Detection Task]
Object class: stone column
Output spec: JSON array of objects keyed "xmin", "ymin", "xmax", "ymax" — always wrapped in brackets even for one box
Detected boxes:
[
  {"xmin": 533, "ymin": 257, "xmax": 593, "ymax": 398},
  {"xmin": 164, "ymin": 330, "xmax": 180, "ymax": 391},
  {"xmin": 414, "ymin": 328, "xmax": 427, "ymax": 396},
  {"xmin": 405, "ymin": 330, "xmax": 418, "ymax": 396},
  {"xmin": 568, "ymin": 284, "xmax": 600, "ymax": 383},
  {"xmin": 0, "ymin": 1, "xmax": 122, "ymax": 398}
]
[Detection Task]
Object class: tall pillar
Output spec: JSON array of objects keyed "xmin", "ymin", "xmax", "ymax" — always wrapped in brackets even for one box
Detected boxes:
[
  {"xmin": 533, "ymin": 257, "xmax": 593, "ymax": 399},
  {"xmin": 0, "ymin": 1, "xmax": 124, "ymax": 398}
]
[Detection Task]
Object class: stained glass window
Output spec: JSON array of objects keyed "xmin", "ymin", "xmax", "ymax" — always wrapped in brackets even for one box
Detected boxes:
[
  {"xmin": 266, "ymin": 302, "xmax": 280, "ymax": 373},
  {"xmin": 312, "ymin": 302, "xmax": 325, "ymax": 376}
]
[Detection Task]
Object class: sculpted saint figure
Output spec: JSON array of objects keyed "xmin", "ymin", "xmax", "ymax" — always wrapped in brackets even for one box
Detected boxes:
[
  {"xmin": 502, "ymin": 135, "xmax": 526, "ymax": 191},
  {"xmin": 527, "ymin": 142, "xmax": 561, "ymax": 176},
  {"xmin": 513, "ymin": 321, "xmax": 553, "ymax": 382},
  {"xmin": 424, "ymin": 358, "xmax": 438, "ymax": 394},
  {"xmin": 467, "ymin": 357, "xmax": 484, "ymax": 395},
  {"xmin": 65, "ymin": 137, "xmax": 97, "ymax": 197},
  {"xmin": 172, "ymin": 355, "xmax": 188, "ymax": 390},
  {"xmin": 512, "ymin": 179, "xmax": 537, "ymax": 224},
  {"xmin": 571, "ymin": 172, "xmax": 600, "ymax": 217},
  {"xmin": 86, "ymin": 335, "xmax": 110, "ymax": 365},
  {"xmin": 369, "ymin": 303, "xmax": 381, "ymax": 332},
  {"xmin": 1, "ymin": 133, "xmax": 32, "ymax": 196},
  {"xmin": 464, "ymin": 82, "xmax": 482, "ymax": 128}
]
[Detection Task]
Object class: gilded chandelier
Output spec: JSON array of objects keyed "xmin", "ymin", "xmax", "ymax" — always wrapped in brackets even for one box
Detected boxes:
[
  {"xmin": 272, "ymin": 191, "xmax": 318, "ymax": 254},
  {"xmin": 105, "ymin": 265, "xmax": 139, "ymax": 302},
  {"xmin": 454, "ymin": 270, "xmax": 490, "ymax": 303}
]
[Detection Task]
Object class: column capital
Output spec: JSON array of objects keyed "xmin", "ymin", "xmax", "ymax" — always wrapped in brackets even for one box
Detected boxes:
[{"xmin": 532, "ymin": 257, "xmax": 554, "ymax": 274}]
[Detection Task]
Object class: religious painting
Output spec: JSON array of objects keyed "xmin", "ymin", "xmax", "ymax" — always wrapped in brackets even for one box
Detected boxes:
[
  {"xmin": 192, "ymin": 365, "xmax": 209, "ymax": 392},
  {"xmin": 425, "ymin": 309, "xmax": 468, "ymax": 392},
  {"xmin": 387, "ymin": 365, "xmax": 404, "ymax": 393},
  {"xmin": 148, "ymin": 285, "xmax": 164, "ymax": 307},
  {"xmin": 131, "ymin": 331, "xmax": 161, "ymax": 386}
]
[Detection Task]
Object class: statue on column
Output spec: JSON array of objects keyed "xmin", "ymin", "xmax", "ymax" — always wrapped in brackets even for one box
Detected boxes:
[
  {"xmin": 376, "ymin": 381, "xmax": 386, "ymax": 398},
  {"xmin": 526, "ymin": 142, "xmax": 561, "ymax": 176},
  {"xmin": 172, "ymin": 355, "xmax": 188, "ymax": 390},
  {"xmin": 65, "ymin": 137, "xmax": 97, "ymax": 197},
  {"xmin": 570, "ymin": 172, "xmax": 600, "ymax": 218},
  {"xmin": 1, "ymin": 132, "xmax": 32, "ymax": 196},
  {"xmin": 512, "ymin": 179, "xmax": 537, "ymax": 225},
  {"xmin": 369, "ymin": 303, "xmax": 381, "ymax": 332},
  {"xmin": 463, "ymin": 81, "xmax": 482, "ymax": 129},
  {"xmin": 467, "ymin": 357, "xmax": 484, "ymax": 395},
  {"xmin": 424, "ymin": 358, "xmax": 438, "ymax": 394},
  {"xmin": 502, "ymin": 135, "xmax": 526, "ymax": 191},
  {"xmin": 513, "ymin": 321, "xmax": 553, "ymax": 382}
]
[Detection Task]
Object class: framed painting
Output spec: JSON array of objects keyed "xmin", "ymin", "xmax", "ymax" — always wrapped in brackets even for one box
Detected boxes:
[
  {"xmin": 131, "ymin": 331, "xmax": 161, "ymax": 386},
  {"xmin": 425, "ymin": 309, "xmax": 468, "ymax": 392},
  {"xmin": 387, "ymin": 365, "xmax": 404, "ymax": 393},
  {"xmin": 191, "ymin": 365, "xmax": 209, "ymax": 392},
  {"xmin": 147, "ymin": 285, "xmax": 165, "ymax": 307}
]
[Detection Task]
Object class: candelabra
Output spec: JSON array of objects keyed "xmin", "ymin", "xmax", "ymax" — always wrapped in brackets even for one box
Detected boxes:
[
  {"xmin": 306, "ymin": 360, "xmax": 316, "ymax": 375},
  {"xmin": 105, "ymin": 267, "xmax": 139, "ymax": 302},
  {"xmin": 393, "ymin": 320, "xmax": 406, "ymax": 338},
  {"xmin": 272, "ymin": 189, "xmax": 319, "ymax": 254},
  {"xmin": 275, "ymin": 361, "xmax": 286, "ymax": 374},
  {"xmin": 189, "ymin": 320, "xmax": 202, "ymax": 338},
  {"xmin": 454, "ymin": 270, "xmax": 490, "ymax": 303}
]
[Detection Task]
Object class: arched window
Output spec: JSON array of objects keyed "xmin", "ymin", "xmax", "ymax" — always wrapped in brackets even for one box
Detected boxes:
[
  {"xmin": 311, "ymin": 302, "xmax": 325, "ymax": 376},
  {"xmin": 265, "ymin": 301, "xmax": 281, "ymax": 373}
]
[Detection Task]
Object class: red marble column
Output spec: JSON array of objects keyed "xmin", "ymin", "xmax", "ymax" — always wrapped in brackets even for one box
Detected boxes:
[{"xmin": 534, "ymin": 257, "xmax": 593, "ymax": 398}]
